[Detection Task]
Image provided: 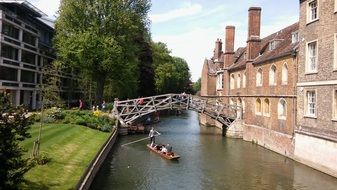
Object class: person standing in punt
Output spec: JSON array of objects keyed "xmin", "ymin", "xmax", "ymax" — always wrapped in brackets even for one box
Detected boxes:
[{"xmin": 149, "ymin": 127, "xmax": 160, "ymax": 146}]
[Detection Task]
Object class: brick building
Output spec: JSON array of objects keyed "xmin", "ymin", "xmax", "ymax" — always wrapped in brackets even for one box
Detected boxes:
[
  {"xmin": 0, "ymin": 0, "xmax": 80, "ymax": 110},
  {"xmin": 295, "ymin": 0, "xmax": 337, "ymax": 178},
  {"xmin": 200, "ymin": 7, "xmax": 299, "ymax": 158}
]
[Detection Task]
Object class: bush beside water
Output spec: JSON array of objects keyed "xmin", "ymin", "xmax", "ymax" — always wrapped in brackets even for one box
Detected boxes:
[{"xmin": 31, "ymin": 109, "xmax": 115, "ymax": 132}]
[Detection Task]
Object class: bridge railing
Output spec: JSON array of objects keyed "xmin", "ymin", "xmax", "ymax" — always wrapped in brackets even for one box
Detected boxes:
[
  {"xmin": 113, "ymin": 94, "xmax": 189, "ymax": 125},
  {"xmin": 113, "ymin": 94, "xmax": 242, "ymax": 127}
]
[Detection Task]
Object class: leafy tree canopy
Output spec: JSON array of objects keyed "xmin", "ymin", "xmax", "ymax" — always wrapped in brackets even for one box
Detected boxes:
[
  {"xmin": 55, "ymin": 0, "xmax": 151, "ymax": 102},
  {"xmin": 152, "ymin": 42, "xmax": 192, "ymax": 94}
]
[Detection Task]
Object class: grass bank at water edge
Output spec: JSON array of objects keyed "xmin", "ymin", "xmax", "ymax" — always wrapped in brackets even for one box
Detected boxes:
[{"xmin": 20, "ymin": 123, "xmax": 111, "ymax": 190}]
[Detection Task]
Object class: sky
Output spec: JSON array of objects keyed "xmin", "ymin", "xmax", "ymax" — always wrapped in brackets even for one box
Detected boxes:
[{"xmin": 30, "ymin": 0, "xmax": 299, "ymax": 82}]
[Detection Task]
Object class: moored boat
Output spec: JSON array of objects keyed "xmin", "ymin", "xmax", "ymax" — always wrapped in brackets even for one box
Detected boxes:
[{"xmin": 147, "ymin": 144, "xmax": 180, "ymax": 160}]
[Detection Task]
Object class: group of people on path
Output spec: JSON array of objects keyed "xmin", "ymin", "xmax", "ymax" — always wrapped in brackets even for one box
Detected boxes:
[{"xmin": 78, "ymin": 99, "xmax": 107, "ymax": 111}]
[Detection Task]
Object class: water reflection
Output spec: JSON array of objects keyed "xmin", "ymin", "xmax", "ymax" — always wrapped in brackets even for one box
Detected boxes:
[{"xmin": 90, "ymin": 111, "xmax": 337, "ymax": 190}]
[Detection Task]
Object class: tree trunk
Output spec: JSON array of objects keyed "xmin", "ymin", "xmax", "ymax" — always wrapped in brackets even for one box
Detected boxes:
[{"xmin": 95, "ymin": 73, "xmax": 106, "ymax": 106}]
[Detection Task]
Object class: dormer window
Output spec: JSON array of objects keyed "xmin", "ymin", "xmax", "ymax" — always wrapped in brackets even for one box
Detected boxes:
[
  {"xmin": 292, "ymin": 31, "xmax": 299, "ymax": 43},
  {"xmin": 269, "ymin": 41, "xmax": 276, "ymax": 51}
]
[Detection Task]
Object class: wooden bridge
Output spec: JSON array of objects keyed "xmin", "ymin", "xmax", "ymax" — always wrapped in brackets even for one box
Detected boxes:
[{"xmin": 112, "ymin": 94, "xmax": 242, "ymax": 128}]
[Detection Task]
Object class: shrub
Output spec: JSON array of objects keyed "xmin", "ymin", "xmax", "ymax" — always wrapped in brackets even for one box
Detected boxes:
[
  {"xmin": 31, "ymin": 109, "xmax": 115, "ymax": 133},
  {"xmin": 42, "ymin": 116, "xmax": 56, "ymax": 124},
  {"xmin": 31, "ymin": 153, "xmax": 51, "ymax": 165}
]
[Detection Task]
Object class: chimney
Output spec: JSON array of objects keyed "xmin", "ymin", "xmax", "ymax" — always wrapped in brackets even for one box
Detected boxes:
[
  {"xmin": 247, "ymin": 7, "xmax": 261, "ymax": 60},
  {"xmin": 213, "ymin": 38, "xmax": 222, "ymax": 60},
  {"xmin": 224, "ymin": 26, "xmax": 235, "ymax": 68}
]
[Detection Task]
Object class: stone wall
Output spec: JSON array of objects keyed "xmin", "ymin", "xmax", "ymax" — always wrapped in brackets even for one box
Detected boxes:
[
  {"xmin": 243, "ymin": 123, "xmax": 295, "ymax": 158},
  {"xmin": 294, "ymin": 132, "xmax": 337, "ymax": 178}
]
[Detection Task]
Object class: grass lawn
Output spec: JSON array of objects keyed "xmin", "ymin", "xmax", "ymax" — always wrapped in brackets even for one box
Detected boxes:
[{"xmin": 20, "ymin": 123, "xmax": 111, "ymax": 190}]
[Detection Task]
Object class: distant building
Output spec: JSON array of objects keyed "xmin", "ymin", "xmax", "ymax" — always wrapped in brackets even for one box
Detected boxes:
[
  {"xmin": 201, "ymin": 7, "xmax": 299, "ymax": 158},
  {"xmin": 0, "ymin": 0, "xmax": 80, "ymax": 110},
  {"xmin": 295, "ymin": 0, "xmax": 337, "ymax": 178}
]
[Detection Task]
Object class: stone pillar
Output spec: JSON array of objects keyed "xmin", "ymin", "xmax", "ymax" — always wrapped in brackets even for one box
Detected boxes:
[
  {"xmin": 32, "ymin": 90, "xmax": 37, "ymax": 110},
  {"xmin": 15, "ymin": 90, "xmax": 20, "ymax": 106}
]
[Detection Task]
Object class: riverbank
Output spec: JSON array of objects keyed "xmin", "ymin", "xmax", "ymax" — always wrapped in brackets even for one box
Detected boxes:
[{"xmin": 20, "ymin": 123, "xmax": 111, "ymax": 190}]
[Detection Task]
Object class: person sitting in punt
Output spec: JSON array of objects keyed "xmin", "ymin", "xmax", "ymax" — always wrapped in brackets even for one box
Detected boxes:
[
  {"xmin": 156, "ymin": 144, "xmax": 162, "ymax": 151},
  {"xmin": 161, "ymin": 146, "xmax": 168, "ymax": 154},
  {"xmin": 166, "ymin": 144, "xmax": 172, "ymax": 153}
]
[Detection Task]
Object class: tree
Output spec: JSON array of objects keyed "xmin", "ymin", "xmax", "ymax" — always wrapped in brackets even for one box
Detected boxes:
[
  {"xmin": 41, "ymin": 61, "xmax": 63, "ymax": 108},
  {"xmin": 192, "ymin": 78, "xmax": 201, "ymax": 95},
  {"xmin": 0, "ymin": 92, "xmax": 32, "ymax": 189},
  {"xmin": 136, "ymin": 32, "xmax": 155, "ymax": 97},
  {"xmin": 152, "ymin": 41, "xmax": 192, "ymax": 94},
  {"xmin": 54, "ymin": 0, "xmax": 151, "ymax": 102}
]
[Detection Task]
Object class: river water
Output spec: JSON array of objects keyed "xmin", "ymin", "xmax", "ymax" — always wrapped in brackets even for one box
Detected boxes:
[{"xmin": 90, "ymin": 111, "xmax": 337, "ymax": 190}]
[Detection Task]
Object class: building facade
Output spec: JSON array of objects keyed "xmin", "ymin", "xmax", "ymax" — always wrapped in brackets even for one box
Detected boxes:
[
  {"xmin": 295, "ymin": 0, "xmax": 337, "ymax": 178},
  {"xmin": 0, "ymin": 1, "xmax": 79, "ymax": 110},
  {"xmin": 201, "ymin": 7, "xmax": 299, "ymax": 158},
  {"xmin": 201, "ymin": 2, "xmax": 337, "ymax": 178}
]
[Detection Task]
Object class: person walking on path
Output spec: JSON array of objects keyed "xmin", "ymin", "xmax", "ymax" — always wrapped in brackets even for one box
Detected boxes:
[
  {"xmin": 149, "ymin": 127, "xmax": 160, "ymax": 146},
  {"xmin": 79, "ymin": 99, "xmax": 83, "ymax": 110}
]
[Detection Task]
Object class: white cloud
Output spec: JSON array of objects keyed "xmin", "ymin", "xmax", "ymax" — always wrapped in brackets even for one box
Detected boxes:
[
  {"xmin": 153, "ymin": 27, "xmax": 223, "ymax": 82},
  {"xmin": 30, "ymin": 0, "xmax": 60, "ymax": 19},
  {"xmin": 150, "ymin": 3, "xmax": 202, "ymax": 23}
]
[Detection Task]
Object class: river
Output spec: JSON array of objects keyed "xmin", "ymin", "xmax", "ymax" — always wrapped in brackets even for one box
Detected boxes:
[{"xmin": 90, "ymin": 111, "xmax": 337, "ymax": 190}]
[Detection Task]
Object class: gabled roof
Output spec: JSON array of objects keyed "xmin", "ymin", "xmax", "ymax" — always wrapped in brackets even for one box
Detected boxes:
[
  {"xmin": 228, "ymin": 22, "xmax": 299, "ymax": 71},
  {"xmin": 254, "ymin": 22, "xmax": 299, "ymax": 64}
]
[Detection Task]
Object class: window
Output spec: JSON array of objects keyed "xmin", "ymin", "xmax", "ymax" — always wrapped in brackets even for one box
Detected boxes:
[
  {"xmin": 306, "ymin": 41, "xmax": 317, "ymax": 73},
  {"xmin": 307, "ymin": 0, "xmax": 318, "ymax": 23},
  {"xmin": 269, "ymin": 41, "xmax": 276, "ymax": 51},
  {"xmin": 278, "ymin": 99, "xmax": 287, "ymax": 119},
  {"xmin": 216, "ymin": 73, "xmax": 223, "ymax": 90},
  {"xmin": 269, "ymin": 65, "xmax": 276, "ymax": 86},
  {"xmin": 306, "ymin": 90, "xmax": 316, "ymax": 117},
  {"xmin": 2, "ymin": 22, "xmax": 19, "ymax": 39},
  {"xmin": 0, "ymin": 66, "xmax": 17, "ymax": 81},
  {"xmin": 256, "ymin": 68, "xmax": 262, "ymax": 86},
  {"xmin": 243, "ymin": 72, "xmax": 246, "ymax": 88},
  {"xmin": 264, "ymin": 98, "xmax": 270, "ymax": 116},
  {"xmin": 256, "ymin": 98, "xmax": 262, "ymax": 115},
  {"xmin": 282, "ymin": 63, "xmax": 288, "ymax": 84},
  {"xmin": 230, "ymin": 74, "xmax": 235, "ymax": 89},
  {"xmin": 21, "ymin": 70, "xmax": 35, "ymax": 83},
  {"xmin": 237, "ymin": 98, "xmax": 242, "ymax": 119},
  {"xmin": 292, "ymin": 31, "xmax": 299, "ymax": 43},
  {"xmin": 1, "ymin": 44, "xmax": 18, "ymax": 61},
  {"xmin": 332, "ymin": 89, "xmax": 337, "ymax": 119},
  {"xmin": 237, "ymin": 74, "xmax": 241, "ymax": 88},
  {"xmin": 21, "ymin": 50, "xmax": 36, "ymax": 65},
  {"xmin": 23, "ymin": 31, "xmax": 37, "ymax": 46}
]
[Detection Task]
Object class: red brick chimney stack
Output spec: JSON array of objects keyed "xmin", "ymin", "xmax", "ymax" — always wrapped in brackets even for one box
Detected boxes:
[
  {"xmin": 214, "ymin": 38, "xmax": 222, "ymax": 60},
  {"xmin": 247, "ymin": 7, "xmax": 261, "ymax": 60},
  {"xmin": 224, "ymin": 26, "xmax": 235, "ymax": 68}
]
